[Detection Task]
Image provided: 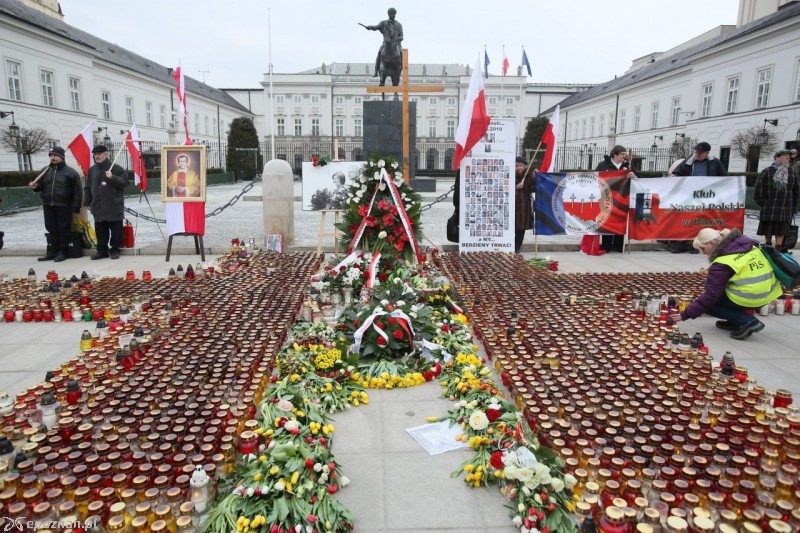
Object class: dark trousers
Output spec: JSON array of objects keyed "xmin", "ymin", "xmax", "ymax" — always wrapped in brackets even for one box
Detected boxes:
[
  {"xmin": 515, "ymin": 230, "xmax": 526, "ymax": 253},
  {"xmin": 43, "ymin": 205, "xmax": 73, "ymax": 252},
  {"xmin": 705, "ymin": 291, "xmax": 758, "ymax": 327},
  {"xmin": 601, "ymin": 235, "xmax": 624, "ymax": 252},
  {"xmin": 95, "ymin": 220, "xmax": 123, "ymax": 253}
]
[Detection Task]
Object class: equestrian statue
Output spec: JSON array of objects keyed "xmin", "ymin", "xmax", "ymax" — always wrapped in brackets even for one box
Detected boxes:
[{"xmin": 360, "ymin": 7, "xmax": 403, "ymax": 96}]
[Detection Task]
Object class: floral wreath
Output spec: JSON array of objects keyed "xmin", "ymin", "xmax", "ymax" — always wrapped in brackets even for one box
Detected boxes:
[{"xmin": 336, "ymin": 155, "xmax": 423, "ymax": 263}]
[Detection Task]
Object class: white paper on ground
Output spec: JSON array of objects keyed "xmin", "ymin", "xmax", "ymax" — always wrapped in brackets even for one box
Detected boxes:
[{"xmin": 405, "ymin": 421, "xmax": 470, "ymax": 455}]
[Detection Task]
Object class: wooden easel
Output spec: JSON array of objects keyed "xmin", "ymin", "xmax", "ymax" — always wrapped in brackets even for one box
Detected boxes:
[
  {"xmin": 166, "ymin": 232, "xmax": 205, "ymax": 261},
  {"xmin": 316, "ymin": 209, "xmax": 342, "ymax": 258}
]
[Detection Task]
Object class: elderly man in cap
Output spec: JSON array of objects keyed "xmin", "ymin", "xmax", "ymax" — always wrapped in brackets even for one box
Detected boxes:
[
  {"xmin": 668, "ymin": 141, "xmax": 728, "ymax": 253},
  {"xmin": 84, "ymin": 145, "xmax": 129, "ymax": 260},
  {"xmin": 28, "ymin": 146, "xmax": 82, "ymax": 262}
]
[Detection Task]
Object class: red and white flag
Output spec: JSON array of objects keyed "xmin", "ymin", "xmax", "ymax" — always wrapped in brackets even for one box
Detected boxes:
[
  {"xmin": 125, "ymin": 124, "xmax": 147, "ymax": 191},
  {"xmin": 502, "ymin": 55, "xmax": 510, "ymax": 76},
  {"xmin": 538, "ymin": 105, "xmax": 560, "ymax": 173},
  {"xmin": 67, "ymin": 123, "xmax": 93, "ymax": 175},
  {"xmin": 173, "ymin": 61, "xmax": 191, "ymax": 145},
  {"xmin": 166, "ymin": 203, "xmax": 205, "ymax": 236},
  {"xmin": 453, "ymin": 58, "xmax": 491, "ymax": 170}
]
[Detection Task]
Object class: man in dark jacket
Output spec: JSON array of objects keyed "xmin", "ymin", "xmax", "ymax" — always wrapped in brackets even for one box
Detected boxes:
[
  {"xmin": 84, "ymin": 145, "xmax": 129, "ymax": 260},
  {"xmin": 29, "ymin": 146, "xmax": 82, "ymax": 262},
  {"xmin": 668, "ymin": 141, "xmax": 728, "ymax": 253}
]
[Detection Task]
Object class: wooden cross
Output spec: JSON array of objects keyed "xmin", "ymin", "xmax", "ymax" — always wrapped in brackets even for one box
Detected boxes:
[{"xmin": 366, "ymin": 48, "xmax": 444, "ymax": 184}]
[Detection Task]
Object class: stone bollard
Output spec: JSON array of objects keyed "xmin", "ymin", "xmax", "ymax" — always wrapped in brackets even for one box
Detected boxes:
[{"xmin": 262, "ymin": 159, "xmax": 294, "ymax": 246}]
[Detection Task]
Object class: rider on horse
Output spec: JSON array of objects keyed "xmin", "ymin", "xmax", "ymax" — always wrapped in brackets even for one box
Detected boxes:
[{"xmin": 365, "ymin": 7, "xmax": 403, "ymax": 78}]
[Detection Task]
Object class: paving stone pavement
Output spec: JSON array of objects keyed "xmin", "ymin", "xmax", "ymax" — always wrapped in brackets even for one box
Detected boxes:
[{"xmin": 0, "ymin": 178, "xmax": 798, "ymax": 532}]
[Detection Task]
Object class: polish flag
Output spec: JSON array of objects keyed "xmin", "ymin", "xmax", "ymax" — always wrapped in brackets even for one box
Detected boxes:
[
  {"xmin": 125, "ymin": 124, "xmax": 147, "ymax": 191},
  {"xmin": 538, "ymin": 105, "xmax": 561, "ymax": 173},
  {"xmin": 166, "ymin": 203, "xmax": 205, "ymax": 236},
  {"xmin": 67, "ymin": 123, "xmax": 93, "ymax": 175},
  {"xmin": 502, "ymin": 55, "xmax": 509, "ymax": 76},
  {"xmin": 453, "ymin": 58, "xmax": 491, "ymax": 170},
  {"xmin": 173, "ymin": 61, "xmax": 191, "ymax": 145}
]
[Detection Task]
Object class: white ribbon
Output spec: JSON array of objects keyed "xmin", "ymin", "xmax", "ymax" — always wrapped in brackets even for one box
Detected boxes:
[
  {"xmin": 380, "ymin": 168, "xmax": 423, "ymax": 262},
  {"xmin": 366, "ymin": 252, "xmax": 381, "ymax": 289}
]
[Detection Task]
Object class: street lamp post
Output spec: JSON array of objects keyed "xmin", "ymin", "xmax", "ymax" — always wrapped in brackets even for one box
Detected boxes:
[{"xmin": 1, "ymin": 111, "xmax": 19, "ymax": 137}]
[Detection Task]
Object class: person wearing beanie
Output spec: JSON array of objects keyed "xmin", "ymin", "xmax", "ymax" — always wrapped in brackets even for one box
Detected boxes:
[
  {"xmin": 668, "ymin": 142, "xmax": 728, "ymax": 254},
  {"xmin": 669, "ymin": 227, "xmax": 782, "ymax": 340},
  {"xmin": 754, "ymin": 149, "xmax": 798, "ymax": 252},
  {"xmin": 514, "ymin": 156, "xmax": 534, "ymax": 253},
  {"xmin": 28, "ymin": 146, "xmax": 83, "ymax": 262},
  {"xmin": 84, "ymin": 145, "xmax": 129, "ymax": 260}
]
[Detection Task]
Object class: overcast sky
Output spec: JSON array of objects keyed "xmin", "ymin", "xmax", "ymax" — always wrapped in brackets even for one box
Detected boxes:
[{"xmin": 60, "ymin": 0, "xmax": 740, "ymax": 88}]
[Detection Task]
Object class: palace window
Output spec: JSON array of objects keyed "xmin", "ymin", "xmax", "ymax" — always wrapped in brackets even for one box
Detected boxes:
[
  {"xmin": 755, "ymin": 68, "xmax": 771, "ymax": 108},
  {"xmin": 40, "ymin": 69, "xmax": 55, "ymax": 107},
  {"xmin": 69, "ymin": 77, "xmax": 81, "ymax": 112},
  {"xmin": 6, "ymin": 60, "xmax": 22, "ymax": 101},
  {"xmin": 726, "ymin": 77, "xmax": 739, "ymax": 113},
  {"xmin": 701, "ymin": 83, "xmax": 713, "ymax": 117}
]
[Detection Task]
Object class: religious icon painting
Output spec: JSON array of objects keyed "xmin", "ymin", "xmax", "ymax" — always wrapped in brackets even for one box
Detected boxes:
[{"xmin": 161, "ymin": 145, "xmax": 207, "ymax": 202}]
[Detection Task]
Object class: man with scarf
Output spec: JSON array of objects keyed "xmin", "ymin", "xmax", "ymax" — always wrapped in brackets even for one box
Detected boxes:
[
  {"xmin": 755, "ymin": 149, "xmax": 798, "ymax": 251},
  {"xmin": 84, "ymin": 145, "xmax": 129, "ymax": 260}
]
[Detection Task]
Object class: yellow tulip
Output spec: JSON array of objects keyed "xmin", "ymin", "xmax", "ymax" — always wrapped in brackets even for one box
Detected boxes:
[{"xmin": 253, "ymin": 473, "xmax": 262, "ymax": 481}]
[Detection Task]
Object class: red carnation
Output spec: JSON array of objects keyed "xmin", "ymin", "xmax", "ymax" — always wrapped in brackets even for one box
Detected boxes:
[
  {"xmin": 490, "ymin": 451, "xmax": 504, "ymax": 470},
  {"xmin": 349, "ymin": 224, "xmax": 357, "ymax": 233},
  {"xmin": 389, "ymin": 205, "xmax": 398, "ymax": 215},
  {"xmin": 423, "ymin": 371, "xmax": 434, "ymax": 382},
  {"xmin": 394, "ymin": 240, "xmax": 405, "ymax": 252},
  {"xmin": 378, "ymin": 272, "xmax": 388, "ymax": 282},
  {"xmin": 339, "ymin": 265, "xmax": 346, "ymax": 271},
  {"xmin": 382, "ymin": 213, "xmax": 395, "ymax": 227},
  {"xmin": 377, "ymin": 337, "xmax": 387, "ymax": 346},
  {"xmin": 388, "ymin": 317, "xmax": 395, "ymax": 324},
  {"xmin": 377, "ymin": 199, "xmax": 390, "ymax": 211},
  {"xmin": 376, "ymin": 321, "xmax": 385, "ymax": 329},
  {"xmin": 358, "ymin": 205, "xmax": 369, "ymax": 217},
  {"xmin": 365, "ymin": 216, "xmax": 378, "ymax": 227},
  {"xmin": 387, "ymin": 235, "xmax": 395, "ymax": 242},
  {"xmin": 353, "ymin": 319, "xmax": 359, "ymax": 327},
  {"xmin": 486, "ymin": 408, "xmax": 502, "ymax": 423},
  {"xmin": 393, "ymin": 329, "xmax": 404, "ymax": 340},
  {"xmin": 441, "ymin": 324, "xmax": 450, "ymax": 333}
]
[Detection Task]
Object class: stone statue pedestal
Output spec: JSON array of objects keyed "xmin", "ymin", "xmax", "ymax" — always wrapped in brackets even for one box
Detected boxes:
[
  {"xmin": 363, "ymin": 101, "xmax": 416, "ymax": 181},
  {"xmin": 262, "ymin": 159, "xmax": 294, "ymax": 245}
]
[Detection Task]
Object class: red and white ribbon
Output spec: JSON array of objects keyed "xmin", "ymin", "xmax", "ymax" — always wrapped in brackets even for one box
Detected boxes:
[
  {"xmin": 366, "ymin": 252, "xmax": 381, "ymax": 289},
  {"xmin": 352, "ymin": 307, "xmax": 416, "ymax": 354},
  {"xmin": 380, "ymin": 169, "xmax": 423, "ymax": 263},
  {"xmin": 333, "ymin": 251, "xmax": 361, "ymax": 272},
  {"xmin": 348, "ymin": 183, "xmax": 381, "ymax": 255}
]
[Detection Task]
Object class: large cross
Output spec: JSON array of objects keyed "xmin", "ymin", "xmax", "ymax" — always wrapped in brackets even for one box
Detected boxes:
[{"xmin": 366, "ymin": 49, "xmax": 444, "ymax": 184}]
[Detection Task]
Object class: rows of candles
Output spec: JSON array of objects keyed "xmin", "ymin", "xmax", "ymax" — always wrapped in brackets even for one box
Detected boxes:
[
  {"xmin": 0, "ymin": 247, "xmax": 320, "ymax": 532},
  {"xmin": 440, "ymin": 252, "xmax": 799, "ymax": 532}
]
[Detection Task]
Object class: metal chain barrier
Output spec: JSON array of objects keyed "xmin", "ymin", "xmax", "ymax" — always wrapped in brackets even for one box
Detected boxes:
[
  {"xmin": 123, "ymin": 178, "xmax": 259, "ymax": 223},
  {"xmin": 0, "ymin": 189, "xmax": 38, "ymax": 216},
  {"xmin": 419, "ymin": 184, "xmax": 454, "ymax": 212}
]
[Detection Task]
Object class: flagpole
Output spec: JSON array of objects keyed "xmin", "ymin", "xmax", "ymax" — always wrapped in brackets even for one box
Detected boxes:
[
  {"xmin": 267, "ymin": 7, "xmax": 275, "ymax": 161},
  {"xmin": 519, "ymin": 46, "xmax": 525, "ymax": 154}
]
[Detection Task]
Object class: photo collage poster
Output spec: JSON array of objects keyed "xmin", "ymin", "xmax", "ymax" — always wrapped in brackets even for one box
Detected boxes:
[{"xmin": 458, "ymin": 119, "xmax": 517, "ymax": 252}]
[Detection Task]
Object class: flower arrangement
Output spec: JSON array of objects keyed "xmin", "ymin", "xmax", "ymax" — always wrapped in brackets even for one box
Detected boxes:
[
  {"xmin": 310, "ymin": 253, "xmax": 372, "ymax": 294},
  {"xmin": 311, "ymin": 155, "xmax": 330, "ymax": 167},
  {"xmin": 336, "ymin": 155, "xmax": 423, "ymax": 263},
  {"xmin": 526, "ymin": 256, "xmax": 559, "ymax": 272}
]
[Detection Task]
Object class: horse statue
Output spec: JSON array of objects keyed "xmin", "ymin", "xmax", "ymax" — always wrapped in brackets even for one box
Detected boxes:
[
  {"xmin": 378, "ymin": 29, "xmax": 402, "ymax": 95},
  {"xmin": 360, "ymin": 8, "xmax": 403, "ymax": 98}
]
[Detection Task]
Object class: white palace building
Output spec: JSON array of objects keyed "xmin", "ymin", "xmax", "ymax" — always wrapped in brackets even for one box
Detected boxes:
[{"xmin": 1, "ymin": 0, "xmax": 799, "ymax": 174}]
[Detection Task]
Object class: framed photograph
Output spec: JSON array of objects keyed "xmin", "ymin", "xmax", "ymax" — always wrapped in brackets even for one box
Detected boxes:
[
  {"xmin": 161, "ymin": 145, "xmax": 207, "ymax": 202},
  {"xmin": 301, "ymin": 161, "xmax": 363, "ymax": 211}
]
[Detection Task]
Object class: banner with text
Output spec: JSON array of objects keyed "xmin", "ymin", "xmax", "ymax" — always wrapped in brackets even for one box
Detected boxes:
[
  {"xmin": 458, "ymin": 119, "xmax": 516, "ymax": 252},
  {"xmin": 628, "ymin": 175, "xmax": 746, "ymax": 240},
  {"xmin": 534, "ymin": 171, "xmax": 630, "ymax": 236}
]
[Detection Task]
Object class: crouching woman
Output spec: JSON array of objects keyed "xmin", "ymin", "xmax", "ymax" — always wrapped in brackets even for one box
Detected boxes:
[{"xmin": 670, "ymin": 228, "xmax": 782, "ymax": 340}]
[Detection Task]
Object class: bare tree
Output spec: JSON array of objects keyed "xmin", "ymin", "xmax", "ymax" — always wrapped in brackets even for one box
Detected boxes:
[
  {"xmin": 670, "ymin": 136, "xmax": 695, "ymax": 161},
  {"xmin": 0, "ymin": 127, "xmax": 49, "ymax": 169},
  {"xmin": 730, "ymin": 126, "xmax": 781, "ymax": 172}
]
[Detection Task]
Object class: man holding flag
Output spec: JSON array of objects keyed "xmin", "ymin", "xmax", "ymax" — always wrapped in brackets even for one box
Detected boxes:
[{"xmin": 83, "ymin": 145, "xmax": 129, "ymax": 260}]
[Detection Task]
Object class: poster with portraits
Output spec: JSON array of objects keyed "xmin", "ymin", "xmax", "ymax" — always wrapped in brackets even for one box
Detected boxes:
[{"xmin": 458, "ymin": 119, "xmax": 517, "ymax": 252}]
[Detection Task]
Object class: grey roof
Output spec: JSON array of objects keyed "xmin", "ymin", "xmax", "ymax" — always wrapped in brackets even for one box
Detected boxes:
[
  {"xmin": 297, "ymin": 62, "xmax": 470, "ymax": 77},
  {"xmin": 0, "ymin": 0, "xmax": 251, "ymax": 114},
  {"xmin": 543, "ymin": 2, "xmax": 800, "ymax": 115}
]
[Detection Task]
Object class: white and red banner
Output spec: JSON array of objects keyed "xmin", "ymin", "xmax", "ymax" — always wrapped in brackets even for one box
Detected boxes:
[
  {"xmin": 628, "ymin": 175, "xmax": 746, "ymax": 240},
  {"xmin": 173, "ymin": 61, "xmax": 191, "ymax": 145},
  {"xmin": 538, "ymin": 105, "xmax": 560, "ymax": 173},
  {"xmin": 125, "ymin": 124, "xmax": 147, "ymax": 191},
  {"xmin": 458, "ymin": 118, "xmax": 516, "ymax": 252},
  {"xmin": 165, "ymin": 203, "xmax": 205, "ymax": 236},
  {"xmin": 453, "ymin": 58, "xmax": 491, "ymax": 170},
  {"xmin": 67, "ymin": 123, "xmax": 93, "ymax": 175}
]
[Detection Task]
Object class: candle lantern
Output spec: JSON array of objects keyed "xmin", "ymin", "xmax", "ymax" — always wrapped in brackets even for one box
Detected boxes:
[
  {"xmin": 38, "ymin": 390, "xmax": 61, "ymax": 430},
  {"xmin": 27, "ymin": 268, "xmax": 36, "ymax": 282},
  {"xmin": 95, "ymin": 318, "xmax": 109, "ymax": 340},
  {"xmin": 0, "ymin": 435, "xmax": 15, "ymax": 468},
  {"xmin": 66, "ymin": 379, "xmax": 82, "ymax": 405},
  {"xmin": 189, "ymin": 465, "xmax": 209, "ymax": 514},
  {"xmin": 119, "ymin": 305, "xmax": 131, "ymax": 324},
  {"xmin": 80, "ymin": 330, "xmax": 93, "ymax": 352}
]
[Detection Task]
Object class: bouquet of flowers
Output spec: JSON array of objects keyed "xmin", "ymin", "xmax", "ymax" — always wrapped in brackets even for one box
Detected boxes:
[
  {"xmin": 311, "ymin": 253, "xmax": 372, "ymax": 294},
  {"xmin": 336, "ymin": 155, "xmax": 423, "ymax": 263}
]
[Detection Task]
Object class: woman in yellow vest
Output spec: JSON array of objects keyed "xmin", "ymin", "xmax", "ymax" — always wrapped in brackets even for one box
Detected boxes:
[{"xmin": 670, "ymin": 227, "xmax": 782, "ymax": 340}]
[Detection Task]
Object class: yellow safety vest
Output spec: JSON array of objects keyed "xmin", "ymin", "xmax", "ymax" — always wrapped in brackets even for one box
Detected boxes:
[{"xmin": 713, "ymin": 247, "xmax": 783, "ymax": 307}]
